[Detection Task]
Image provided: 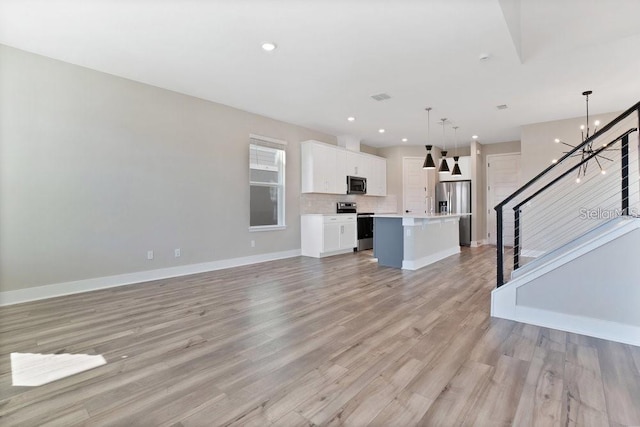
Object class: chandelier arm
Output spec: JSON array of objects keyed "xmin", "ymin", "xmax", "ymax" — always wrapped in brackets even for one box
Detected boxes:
[
  {"xmin": 594, "ymin": 156, "xmax": 604, "ymax": 171},
  {"xmin": 558, "ymin": 141, "xmax": 576, "ymax": 148},
  {"xmin": 595, "ymin": 154, "xmax": 614, "ymax": 162}
]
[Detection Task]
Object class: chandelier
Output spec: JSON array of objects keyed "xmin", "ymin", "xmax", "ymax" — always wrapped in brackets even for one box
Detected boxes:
[{"xmin": 553, "ymin": 90, "xmax": 614, "ymax": 183}]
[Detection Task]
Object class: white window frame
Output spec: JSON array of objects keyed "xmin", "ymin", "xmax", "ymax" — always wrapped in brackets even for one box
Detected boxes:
[{"xmin": 249, "ymin": 136, "xmax": 286, "ymax": 231}]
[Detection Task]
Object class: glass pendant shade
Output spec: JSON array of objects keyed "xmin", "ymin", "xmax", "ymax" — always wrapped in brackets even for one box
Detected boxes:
[
  {"xmin": 423, "ymin": 145, "xmax": 436, "ymax": 169},
  {"xmin": 451, "ymin": 156, "xmax": 462, "ymax": 175},
  {"xmin": 438, "ymin": 150, "xmax": 450, "ymax": 173}
]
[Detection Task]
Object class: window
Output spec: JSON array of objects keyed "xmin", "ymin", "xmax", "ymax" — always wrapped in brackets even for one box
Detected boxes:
[{"xmin": 249, "ymin": 136, "xmax": 286, "ymax": 229}]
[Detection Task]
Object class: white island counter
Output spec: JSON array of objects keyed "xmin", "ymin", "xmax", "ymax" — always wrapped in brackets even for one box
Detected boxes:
[{"xmin": 373, "ymin": 214, "xmax": 469, "ymax": 270}]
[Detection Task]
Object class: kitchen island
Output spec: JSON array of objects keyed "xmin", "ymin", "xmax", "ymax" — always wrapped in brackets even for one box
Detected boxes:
[{"xmin": 373, "ymin": 214, "xmax": 468, "ymax": 270}]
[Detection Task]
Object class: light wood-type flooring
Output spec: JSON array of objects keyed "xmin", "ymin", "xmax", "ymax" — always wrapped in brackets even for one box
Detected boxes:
[{"xmin": 1, "ymin": 247, "xmax": 639, "ymax": 426}]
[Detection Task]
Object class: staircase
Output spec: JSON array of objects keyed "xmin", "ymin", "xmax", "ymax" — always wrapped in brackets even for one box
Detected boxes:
[{"xmin": 491, "ymin": 101, "xmax": 640, "ymax": 346}]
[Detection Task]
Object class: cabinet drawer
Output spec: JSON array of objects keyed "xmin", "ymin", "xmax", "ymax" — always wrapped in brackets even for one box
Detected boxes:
[
  {"xmin": 324, "ymin": 214, "xmax": 355, "ymax": 223},
  {"xmin": 323, "ymin": 215, "xmax": 341, "ymax": 223}
]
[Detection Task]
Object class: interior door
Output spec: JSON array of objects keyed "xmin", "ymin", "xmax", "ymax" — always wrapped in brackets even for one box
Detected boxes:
[
  {"xmin": 403, "ymin": 157, "xmax": 431, "ymax": 214},
  {"xmin": 487, "ymin": 153, "xmax": 521, "ymax": 245}
]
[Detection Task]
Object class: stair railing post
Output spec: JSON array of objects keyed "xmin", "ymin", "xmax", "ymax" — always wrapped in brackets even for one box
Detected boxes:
[
  {"xmin": 621, "ymin": 134, "xmax": 629, "ymax": 215},
  {"xmin": 514, "ymin": 208, "xmax": 520, "ymax": 270},
  {"xmin": 496, "ymin": 206, "xmax": 504, "ymax": 288}
]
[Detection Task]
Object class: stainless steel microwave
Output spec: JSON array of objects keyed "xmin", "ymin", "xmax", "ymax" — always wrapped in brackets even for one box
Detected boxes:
[{"xmin": 347, "ymin": 176, "xmax": 367, "ymax": 194}]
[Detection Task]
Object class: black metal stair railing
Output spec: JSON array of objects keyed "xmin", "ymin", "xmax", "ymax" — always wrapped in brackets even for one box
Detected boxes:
[{"xmin": 494, "ymin": 101, "xmax": 640, "ymax": 288}]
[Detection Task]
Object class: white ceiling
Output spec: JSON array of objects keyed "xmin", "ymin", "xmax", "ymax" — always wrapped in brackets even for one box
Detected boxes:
[{"xmin": 1, "ymin": 0, "xmax": 639, "ymax": 147}]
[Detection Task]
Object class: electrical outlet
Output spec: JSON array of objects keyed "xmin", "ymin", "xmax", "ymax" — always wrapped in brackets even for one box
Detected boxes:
[
  {"xmin": 174, "ymin": 248, "xmax": 181, "ymax": 258},
  {"xmin": 147, "ymin": 250, "xmax": 154, "ymax": 260},
  {"xmin": 250, "ymin": 240, "xmax": 255, "ymax": 248}
]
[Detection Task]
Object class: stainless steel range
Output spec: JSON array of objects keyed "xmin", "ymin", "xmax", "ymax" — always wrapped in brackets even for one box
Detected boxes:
[
  {"xmin": 356, "ymin": 213, "xmax": 374, "ymax": 251},
  {"xmin": 336, "ymin": 202, "xmax": 357, "ymax": 214}
]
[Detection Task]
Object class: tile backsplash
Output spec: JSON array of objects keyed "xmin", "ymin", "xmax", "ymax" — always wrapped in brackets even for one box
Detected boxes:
[{"xmin": 300, "ymin": 193, "xmax": 398, "ymax": 214}]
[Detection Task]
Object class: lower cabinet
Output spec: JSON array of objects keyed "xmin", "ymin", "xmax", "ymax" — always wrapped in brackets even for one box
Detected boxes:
[{"xmin": 301, "ymin": 214, "xmax": 357, "ymax": 258}]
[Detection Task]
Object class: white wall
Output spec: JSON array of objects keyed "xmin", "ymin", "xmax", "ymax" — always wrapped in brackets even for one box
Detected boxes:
[
  {"xmin": 521, "ymin": 111, "xmax": 621, "ymax": 181},
  {"xmin": 377, "ymin": 145, "xmax": 470, "ymax": 214},
  {"xmin": 0, "ymin": 45, "xmax": 336, "ymax": 292},
  {"xmin": 520, "ymin": 111, "xmax": 639, "ymax": 255},
  {"xmin": 474, "ymin": 140, "xmax": 521, "ymax": 242}
]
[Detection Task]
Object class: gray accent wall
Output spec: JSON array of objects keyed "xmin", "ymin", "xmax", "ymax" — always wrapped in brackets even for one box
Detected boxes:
[
  {"xmin": 516, "ymin": 227, "xmax": 640, "ymax": 326},
  {"xmin": 0, "ymin": 45, "xmax": 336, "ymax": 292}
]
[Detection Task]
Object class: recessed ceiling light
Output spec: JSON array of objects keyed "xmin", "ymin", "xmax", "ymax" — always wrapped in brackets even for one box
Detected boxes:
[
  {"xmin": 472, "ymin": 135, "xmax": 478, "ymax": 139},
  {"xmin": 347, "ymin": 116, "xmax": 355, "ymax": 122},
  {"xmin": 402, "ymin": 138, "xmax": 408, "ymax": 142},
  {"xmin": 378, "ymin": 129, "xmax": 385, "ymax": 133},
  {"xmin": 261, "ymin": 42, "xmax": 277, "ymax": 52}
]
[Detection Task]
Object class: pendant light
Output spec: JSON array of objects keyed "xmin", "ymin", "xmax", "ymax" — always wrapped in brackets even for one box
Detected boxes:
[
  {"xmin": 451, "ymin": 126, "xmax": 462, "ymax": 176},
  {"xmin": 423, "ymin": 107, "xmax": 436, "ymax": 169},
  {"xmin": 438, "ymin": 118, "xmax": 450, "ymax": 173}
]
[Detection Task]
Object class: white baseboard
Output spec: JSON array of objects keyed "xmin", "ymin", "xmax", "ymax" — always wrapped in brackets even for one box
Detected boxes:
[
  {"xmin": 301, "ymin": 247, "xmax": 355, "ymax": 259},
  {"xmin": 470, "ymin": 239, "xmax": 488, "ymax": 248},
  {"xmin": 493, "ymin": 305, "xmax": 640, "ymax": 347},
  {"xmin": 402, "ymin": 246, "xmax": 460, "ymax": 270},
  {"xmin": 521, "ymin": 249, "xmax": 545, "ymax": 258},
  {"xmin": 0, "ymin": 249, "xmax": 301, "ymax": 306}
]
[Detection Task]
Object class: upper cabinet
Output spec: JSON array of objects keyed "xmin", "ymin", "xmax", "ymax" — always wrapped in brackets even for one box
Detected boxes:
[
  {"xmin": 301, "ymin": 140, "xmax": 386, "ymax": 196},
  {"xmin": 366, "ymin": 156, "xmax": 387, "ymax": 196},
  {"xmin": 345, "ymin": 151, "xmax": 368, "ymax": 177},
  {"xmin": 301, "ymin": 141, "xmax": 346, "ymax": 194}
]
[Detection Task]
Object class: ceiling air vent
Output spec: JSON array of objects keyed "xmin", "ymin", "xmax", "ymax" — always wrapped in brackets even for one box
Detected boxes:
[
  {"xmin": 371, "ymin": 93, "xmax": 391, "ymax": 101},
  {"xmin": 496, "ymin": 104, "xmax": 508, "ymax": 110}
]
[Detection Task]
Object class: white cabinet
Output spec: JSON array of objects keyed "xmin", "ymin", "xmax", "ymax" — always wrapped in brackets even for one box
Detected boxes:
[
  {"xmin": 340, "ymin": 220, "xmax": 357, "ymax": 249},
  {"xmin": 367, "ymin": 156, "xmax": 387, "ymax": 196},
  {"xmin": 301, "ymin": 141, "xmax": 346, "ymax": 194},
  {"xmin": 346, "ymin": 151, "xmax": 369, "ymax": 177},
  {"xmin": 301, "ymin": 140, "xmax": 386, "ymax": 196},
  {"xmin": 301, "ymin": 214, "xmax": 357, "ymax": 257}
]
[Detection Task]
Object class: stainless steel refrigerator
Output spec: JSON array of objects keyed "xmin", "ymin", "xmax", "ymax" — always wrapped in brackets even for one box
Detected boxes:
[{"xmin": 435, "ymin": 180, "xmax": 472, "ymax": 246}]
